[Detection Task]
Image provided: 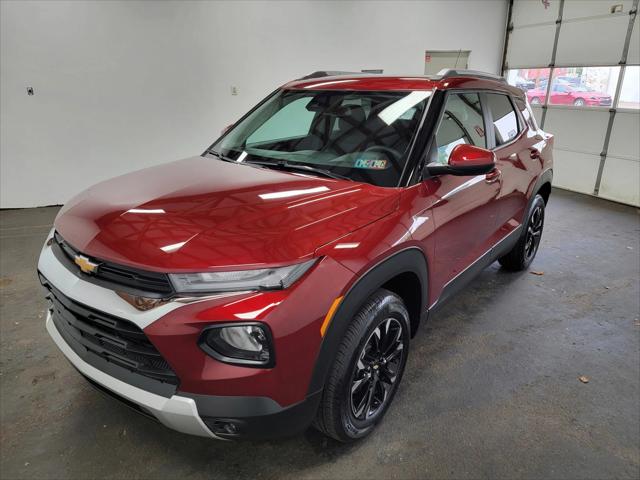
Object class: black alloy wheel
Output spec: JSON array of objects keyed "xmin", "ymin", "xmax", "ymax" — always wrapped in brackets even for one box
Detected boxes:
[
  {"xmin": 499, "ymin": 194, "xmax": 546, "ymax": 271},
  {"xmin": 313, "ymin": 289, "xmax": 410, "ymax": 442},
  {"xmin": 349, "ymin": 318, "xmax": 405, "ymax": 422},
  {"xmin": 524, "ymin": 202, "xmax": 544, "ymax": 262}
]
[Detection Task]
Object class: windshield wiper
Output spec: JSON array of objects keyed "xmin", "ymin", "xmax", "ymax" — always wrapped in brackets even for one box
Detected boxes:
[
  {"xmin": 207, "ymin": 150, "xmax": 237, "ymax": 163},
  {"xmin": 246, "ymin": 159, "xmax": 353, "ymax": 181}
]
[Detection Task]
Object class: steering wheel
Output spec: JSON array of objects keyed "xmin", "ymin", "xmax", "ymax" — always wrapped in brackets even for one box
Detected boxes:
[{"xmin": 363, "ymin": 145, "xmax": 402, "ymax": 162}]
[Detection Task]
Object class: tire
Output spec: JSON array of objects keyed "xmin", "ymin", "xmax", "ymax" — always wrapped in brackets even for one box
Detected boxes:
[
  {"xmin": 313, "ymin": 289, "xmax": 410, "ymax": 442},
  {"xmin": 498, "ymin": 194, "xmax": 546, "ymax": 271},
  {"xmin": 530, "ymin": 97, "xmax": 541, "ymax": 105},
  {"xmin": 573, "ymin": 98, "xmax": 585, "ymax": 106}
]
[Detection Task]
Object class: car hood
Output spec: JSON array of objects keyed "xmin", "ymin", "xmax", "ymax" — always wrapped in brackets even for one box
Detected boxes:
[{"xmin": 54, "ymin": 156, "xmax": 399, "ymax": 271}]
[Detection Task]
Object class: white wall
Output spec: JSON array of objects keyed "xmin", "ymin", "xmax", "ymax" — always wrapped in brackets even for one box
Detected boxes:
[{"xmin": 1, "ymin": 0, "xmax": 507, "ymax": 208}]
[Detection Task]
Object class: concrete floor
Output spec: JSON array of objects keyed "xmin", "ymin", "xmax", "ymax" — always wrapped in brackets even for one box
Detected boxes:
[{"xmin": 1, "ymin": 188, "xmax": 638, "ymax": 480}]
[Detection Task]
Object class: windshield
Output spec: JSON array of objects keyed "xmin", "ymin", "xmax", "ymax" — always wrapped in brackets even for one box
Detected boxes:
[{"xmin": 210, "ymin": 89, "xmax": 432, "ymax": 187}]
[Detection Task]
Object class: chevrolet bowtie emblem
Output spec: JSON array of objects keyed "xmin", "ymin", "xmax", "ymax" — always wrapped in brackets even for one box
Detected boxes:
[{"xmin": 74, "ymin": 255, "xmax": 99, "ymax": 274}]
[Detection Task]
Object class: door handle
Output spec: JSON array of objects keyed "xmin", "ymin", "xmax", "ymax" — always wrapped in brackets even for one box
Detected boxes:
[
  {"xmin": 485, "ymin": 168, "xmax": 501, "ymax": 184},
  {"xmin": 530, "ymin": 148, "xmax": 540, "ymax": 159}
]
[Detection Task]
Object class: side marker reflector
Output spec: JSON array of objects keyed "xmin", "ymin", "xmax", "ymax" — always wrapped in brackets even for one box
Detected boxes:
[{"xmin": 320, "ymin": 296, "xmax": 343, "ymax": 337}]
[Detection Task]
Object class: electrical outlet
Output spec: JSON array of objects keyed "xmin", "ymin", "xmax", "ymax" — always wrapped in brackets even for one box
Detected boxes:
[{"xmin": 231, "ymin": 86, "xmax": 238, "ymax": 96}]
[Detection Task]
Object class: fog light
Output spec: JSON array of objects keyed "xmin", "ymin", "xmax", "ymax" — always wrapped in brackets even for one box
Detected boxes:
[
  {"xmin": 223, "ymin": 422, "xmax": 238, "ymax": 434},
  {"xmin": 198, "ymin": 322, "xmax": 274, "ymax": 368},
  {"xmin": 205, "ymin": 418, "xmax": 244, "ymax": 436}
]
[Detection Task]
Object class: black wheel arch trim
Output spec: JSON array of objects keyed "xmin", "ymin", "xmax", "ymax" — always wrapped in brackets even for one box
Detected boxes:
[
  {"xmin": 528, "ymin": 168, "xmax": 553, "ymax": 212},
  {"xmin": 307, "ymin": 247, "xmax": 428, "ymax": 396}
]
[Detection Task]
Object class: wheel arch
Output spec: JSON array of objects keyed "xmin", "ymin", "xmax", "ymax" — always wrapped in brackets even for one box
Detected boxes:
[
  {"xmin": 528, "ymin": 169, "xmax": 553, "ymax": 212},
  {"xmin": 307, "ymin": 248, "xmax": 428, "ymax": 396},
  {"xmin": 537, "ymin": 180, "xmax": 552, "ymax": 204}
]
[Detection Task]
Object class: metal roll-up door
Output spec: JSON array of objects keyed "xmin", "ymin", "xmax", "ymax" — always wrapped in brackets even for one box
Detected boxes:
[{"xmin": 503, "ymin": 0, "xmax": 639, "ymax": 207}]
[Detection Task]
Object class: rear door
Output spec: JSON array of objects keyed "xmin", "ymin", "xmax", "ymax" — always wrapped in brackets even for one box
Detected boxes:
[{"xmin": 483, "ymin": 92, "xmax": 541, "ymax": 236}]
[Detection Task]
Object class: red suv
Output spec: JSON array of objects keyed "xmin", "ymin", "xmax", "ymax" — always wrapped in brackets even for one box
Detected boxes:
[{"xmin": 39, "ymin": 70, "xmax": 553, "ymax": 442}]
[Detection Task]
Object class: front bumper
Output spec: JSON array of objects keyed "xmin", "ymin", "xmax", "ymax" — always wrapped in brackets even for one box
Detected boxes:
[
  {"xmin": 47, "ymin": 312, "xmax": 321, "ymax": 439},
  {"xmin": 46, "ymin": 311, "xmax": 219, "ymax": 438},
  {"xmin": 38, "ymin": 233, "xmax": 334, "ymax": 439}
]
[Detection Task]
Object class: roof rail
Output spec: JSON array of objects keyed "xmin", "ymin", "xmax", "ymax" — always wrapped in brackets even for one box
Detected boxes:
[
  {"xmin": 298, "ymin": 70, "xmax": 364, "ymax": 80},
  {"xmin": 437, "ymin": 69, "xmax": 507, "ymax": 83}
]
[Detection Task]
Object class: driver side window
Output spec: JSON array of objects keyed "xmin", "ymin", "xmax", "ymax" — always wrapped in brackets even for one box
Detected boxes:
[{"xmin": 434, "ymin": 93, "xmax": 486, "ymax": 164}]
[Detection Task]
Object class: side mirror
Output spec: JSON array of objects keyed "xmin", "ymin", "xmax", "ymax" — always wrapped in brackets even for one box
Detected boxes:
[{"xmin": 426, "ymin": 144, "xmax": 496, "ymax": 176}]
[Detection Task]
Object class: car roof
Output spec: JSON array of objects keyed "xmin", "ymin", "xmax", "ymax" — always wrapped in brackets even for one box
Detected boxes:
[{"xmin": 283, "ymin": 70, "xmax": 523, "ymax": 97}]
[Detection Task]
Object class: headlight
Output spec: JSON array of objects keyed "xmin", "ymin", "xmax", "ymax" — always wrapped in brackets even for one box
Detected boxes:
[
  {"xmin": 199, "ymin": 323, "xmax": 274, "ymax": 367},
  {"xmin": 169, "ymin": 259, "xmax": 317, "ymax": 294}
]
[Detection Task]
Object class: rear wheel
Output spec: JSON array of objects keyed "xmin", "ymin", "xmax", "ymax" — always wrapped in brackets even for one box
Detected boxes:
[
  {"xmin": 530, "ymin": 97, "xmax": 541, "ymax": 105},
  {"xmin": 498, "ymin": 194, "xmax": 546, "ymax": 271},
  {"xmin": 573, "ymin": 98, "xmax": 585, "ymax": 106},
  {"xmin": 313, "ymin": 289, "xmax": 410, "ymax": 442}
]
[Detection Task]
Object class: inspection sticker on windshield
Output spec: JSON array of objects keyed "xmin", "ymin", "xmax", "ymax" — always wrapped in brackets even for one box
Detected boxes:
[{"xmin": 354, "ymin": 158, "xmax": 388, "ymax": 170}]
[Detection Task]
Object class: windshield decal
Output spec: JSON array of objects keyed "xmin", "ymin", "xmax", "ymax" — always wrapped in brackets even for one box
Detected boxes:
[{"xmin": 354, "ymin": 158, "xmax": 388, "ymax": 170}]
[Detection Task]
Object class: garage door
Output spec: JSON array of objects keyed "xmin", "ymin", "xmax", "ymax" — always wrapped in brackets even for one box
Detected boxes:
[{"xmin": 502, "ymin": 0, "xmax": 639, "ymax": 207}]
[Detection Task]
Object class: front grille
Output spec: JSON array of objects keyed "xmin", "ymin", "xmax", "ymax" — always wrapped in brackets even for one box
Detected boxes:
[
  {"xmin": 43, "ymin": 277, "xmax": 179, "ymax": 387},
  {"xmin": 53, "ymin": 232, "xmax": 174, "ymax": 297}
]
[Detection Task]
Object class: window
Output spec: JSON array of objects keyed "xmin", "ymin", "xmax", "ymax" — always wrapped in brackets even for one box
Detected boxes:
[
  {"xmin": 247, "ymin": 97, "xmax": 315, "ymax": 145},
  {"xmin": 507, "ymin": 66, "xmax": 626, "ymax": 108},
  {"xmin": 434, "ymin": 93, "xmax": 486, "ymax": 164},
  {"xmin": 619, "ymin": 66, "xmax": 640, "ymax": 109},
  {"xmin": 548, "ymin": 66, "xmax": 619, "ymax": 108},
  {"xmin": 485, "ymin": 93, "xmax": 519, "ymax": 146},
  {"xmin": 505, "ymin": 68, "xmax": 551, "ymax": 105},
  {"xmin": 513, "ymin": 96, "xmax": 538, "ymax": 131},
  {"xmin": 506, "ymin": 68, "xmax": 551, "ymax": 91}
]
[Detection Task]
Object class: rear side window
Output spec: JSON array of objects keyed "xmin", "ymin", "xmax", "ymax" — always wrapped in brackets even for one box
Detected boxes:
[
  {"xmin": 485, "ymin": 93, "xmax": 520, "ymax": 146},
  {"xmin": 513, "ymin": 96, "xmax": 538, "ymax": 131},
  {"xmin": 434, "ymin": 93, "xmax": 486, "ymax": 164}
]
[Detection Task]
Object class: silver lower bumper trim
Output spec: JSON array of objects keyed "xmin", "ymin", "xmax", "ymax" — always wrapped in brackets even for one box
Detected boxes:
[{"xmin": 46, "ymin": 313, "xmax": 220, "ymax": 439}]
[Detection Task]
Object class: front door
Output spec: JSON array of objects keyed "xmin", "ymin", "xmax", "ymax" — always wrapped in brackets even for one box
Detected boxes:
[
  {"xmin": 549, "ymin": 83, "xmax": 571, "ymax": 105},
  {"xmin": 419, "ymin": 92, "xmax": 502, "ymax": 301}
]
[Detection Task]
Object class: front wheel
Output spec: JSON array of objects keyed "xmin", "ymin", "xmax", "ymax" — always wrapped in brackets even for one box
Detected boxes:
[
  {"xmin": 530, "ymin": 96, "xmax": 541, "ymax": 105},
  {"xmin": 498, "ymin": 194, "xmax": 546, "ymax": 271},
  {"xmin": 313, "ymin": 289, "xmax": 410, "ymax": 442},
  {"xmin": 573, "ymin": 98, "xmax": 585, "ymax": 106}
]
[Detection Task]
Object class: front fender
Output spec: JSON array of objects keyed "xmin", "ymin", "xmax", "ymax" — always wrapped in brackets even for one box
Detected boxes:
[{"xmin": 306, "ymin": 247, "xmax": 428, "ymax": 396}]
